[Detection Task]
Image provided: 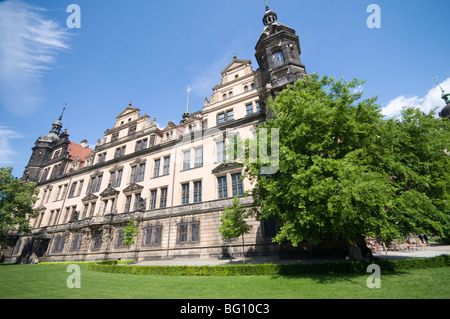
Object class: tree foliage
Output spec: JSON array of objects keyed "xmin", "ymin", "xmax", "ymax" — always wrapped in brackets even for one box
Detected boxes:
[
  {"xmin": 245, "ymin": 74, "xmax": 450, "ymax": 246},
  {"xmin": 0, "ymin": 167, "xmax": 39, "ymax": 248},
  {"xmin": 219, "ymin": 196, "xmax": 252, "ymax": 259},
  {"xmin": 122, "ymin": 218, "xmax": 139, "ymax": 264}
]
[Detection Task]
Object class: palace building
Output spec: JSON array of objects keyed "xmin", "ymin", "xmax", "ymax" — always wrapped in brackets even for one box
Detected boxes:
[{"xmin": 5, "ymin": 3, "xmax": 307, "ymax": 263}]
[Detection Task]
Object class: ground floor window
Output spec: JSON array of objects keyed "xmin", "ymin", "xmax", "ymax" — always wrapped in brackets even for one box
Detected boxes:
[
  {"xmin": 176, "ymin": 219, "xmax": 200, "ymax": 244},
  {"xmin": 143, "ymin": 224, "xmax": 163, "ymax": 246}
]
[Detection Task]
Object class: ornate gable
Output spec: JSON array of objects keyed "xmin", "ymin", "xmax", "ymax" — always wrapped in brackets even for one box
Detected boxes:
[{"xmin": 122, "ymin": 183, "xmax": 144, "ymax": 195}]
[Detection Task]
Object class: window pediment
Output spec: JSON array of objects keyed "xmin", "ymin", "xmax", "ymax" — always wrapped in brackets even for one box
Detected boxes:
[{"xmin": 122, "ymin": 183, "xmax": 144, "ymax": 195}]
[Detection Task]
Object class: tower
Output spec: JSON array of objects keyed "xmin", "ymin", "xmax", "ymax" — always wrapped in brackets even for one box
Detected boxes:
[
  {"xmin": 255, "ymin": 2, "xmax": 307, "ymax": 107},
  {"xmin": 436, "ymin": 80, "xmax": 450, "ymax": 118},
  {"xmin": 22, "ymin": 107, "xmax": 70, "ymax": 182}
]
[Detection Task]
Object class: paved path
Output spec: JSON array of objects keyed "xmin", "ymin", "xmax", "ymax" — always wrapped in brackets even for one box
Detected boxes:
[
  {"xmin": 134, "ymin": 243, "xmax": 450, "ymax": 266},
  {"xmin": 371, "ymin": 243, "xmax": 450, "ymax": 260}
]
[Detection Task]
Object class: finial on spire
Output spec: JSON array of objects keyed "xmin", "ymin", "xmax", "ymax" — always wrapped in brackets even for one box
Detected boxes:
[
  {"xmin": 186, "ymin": 86, "xmax": 191, "ymax": 114},
  {"xmin": 433, "ymin": 75, "xmax": 445, "ymax": 93},
  {"xmin": 265, "ymin": 0, "xmax": 269, "ymax": 11},
  {"xmin": 59, "ymin": 103, "xmax": 66, "ymax": 121},
  {"xmin": 129, "ymin": 100, "xmax": 132, "ymax": 107}
]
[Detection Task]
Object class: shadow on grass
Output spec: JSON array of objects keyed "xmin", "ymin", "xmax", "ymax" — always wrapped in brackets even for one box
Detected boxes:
[{"xmin": 268, "ymin": 270, "xmax": 410, "ymax": 285}]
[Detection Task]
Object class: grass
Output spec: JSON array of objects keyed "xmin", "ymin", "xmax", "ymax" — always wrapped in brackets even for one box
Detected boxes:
[{"xmin": 0, "ymin": 263, "xmax": 449, "ymax": 299}]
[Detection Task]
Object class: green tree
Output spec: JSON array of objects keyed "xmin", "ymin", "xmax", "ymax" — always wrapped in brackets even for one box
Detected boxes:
[
  {"xmin": 245, "ymin": 74, "xmax": 450, "ymax": 248},
  {"xmin": 0, "ymin": 167, "xmax": 39, "ymax": 248},
  {"xmin": 122, "ymin": 218, "xmax": 139, "ymax": 264},
  {"xmin": 219, "ymin": 196, "xmax": 252, "ymax": 261}
]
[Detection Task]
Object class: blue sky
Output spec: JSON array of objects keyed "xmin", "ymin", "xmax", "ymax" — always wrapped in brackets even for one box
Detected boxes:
[{"xmin": 1, "ymin": 0, "xmax": 449, "ymax": 178}]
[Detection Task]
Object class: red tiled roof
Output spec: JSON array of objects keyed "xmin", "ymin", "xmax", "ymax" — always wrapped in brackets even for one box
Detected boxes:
[{"xmin": 68, "ymin": 141, "xmax": 93, "ymax": 165}]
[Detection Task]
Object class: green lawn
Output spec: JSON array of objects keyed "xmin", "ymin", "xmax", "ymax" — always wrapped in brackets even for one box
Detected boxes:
[{"xmin": 0, "ymin": 263, "xmax": 449, "ymax": 299}]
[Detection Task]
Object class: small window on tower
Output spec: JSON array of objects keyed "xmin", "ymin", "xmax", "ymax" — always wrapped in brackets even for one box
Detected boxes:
[{"xmin": 272, "ymin": 50, "xmax": 285, "ymax": 67}]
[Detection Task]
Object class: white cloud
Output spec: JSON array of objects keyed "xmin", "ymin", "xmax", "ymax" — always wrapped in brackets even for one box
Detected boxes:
[
  {"xmin": 0, "ymin": 125, "xmax": 23, "ymax": 166},
  {"xmin": 381, "ymin": 78, "xmax": 450, "ymax": 118},
  {"xmin": 0, "ymin": 1, "xmax": 70, "ymax": 115}
]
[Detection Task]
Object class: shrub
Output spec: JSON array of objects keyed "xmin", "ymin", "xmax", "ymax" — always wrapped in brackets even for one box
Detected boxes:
[{"xmin": 86, "ymin": 255, "xmax": 450, "ymax": 276}]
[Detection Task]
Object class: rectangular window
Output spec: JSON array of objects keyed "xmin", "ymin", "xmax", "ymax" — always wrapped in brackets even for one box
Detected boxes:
[
  {"xmin": 114, "ymin": 146, "xmax": 126, "ymax": 159},
  {"xmin": 89, "ymin": 203, "xmax": 96, "ymax": 217},
  {"xmin": 68, "ymin": 182, "xmax": 77, "ymax": 198},
  {"xmin": 97, "ymin": 153, "xmax": 106, "ymax": 164},
  {"xmin": 125, "ymin": 195, "xmax": 132, "ymax": 213},
  {"xmin": 163, "ymin": 156, "xmax": 170, "ymax": 175},
  {"xmin": 142, "ymin": 224, "xmax": 163, "ymax": 246},
  {"xmin": 160, "ymin": 187, "xmax": 168, "ymax": 208},
  {"xmin": 150, "ymin": 135, "xmax": 156, "ymax": 146},
  {"xmin": 227, "ymin": 109, "xmax": 234, "ymax": 121},
  {"xmin": 144, "ymin": 227, "xmax": 152, "ymax": 245},
  {"xmin": 218, "ymin": 176, "xmax": 228, "ymax": 199},
  {"xmin": 63, "ymin": 207, "xmax": 71, "ymax": 224},
  {"xmin": 193, "ymin": 181, "xmax": 202, "ymax": 203},
  {"xmin": 115, "ymin": 170, "xmax": 123, "ymax": 187},
  {"xmin": 128, "ymin": 125, "xmax": 137, "ymax": 136},
  {"xmin": 111, "ymin": 132, "xmax": 119, "ymax": 142},
  {"xmin": 130, "ymin": 166, "xmax": 137, "ymax": 184},
  {"xmin": 149, "ymin": 190, "xmax": 157, "ymax": 210},
  {"xmin": 153, "ymin": 159, "xmax": 160, "ymax": 177},
  {"xmin": 116, "ymin": 230, "xmax": 125, "ymax": 247},
  {"xmin": 177, "ymin": 221, "xmax": 200, "ymax": 244},
  {"xmin": 181, "ymin": 183, "xmax": 189, "ymax": 205},
  {"xmin": 178, "ymin": 224, "xmax": 188, "ymax": 243},
  {"xmin": 231, "ymin": 173, "xmax": 243, "ymax": 197},
  {"xmin": 55, "ymin": 185, "xmax": 62, "ymax": 201},
  {"xmin": 246, "ymin": 103, "xmax": 253, "ymax": 115},
  {"xmin": 134, "ymin": 193, "xmax": 142, "ymax": 211},
  {"xmin": 135, "ymin": 138, "xmax": 148, "ymax": 151},
  {"xmin": 191, "ymin": 222, "xmax": 200, "ymax": 242},
  {"xmin": 137, "ymin": 163, "xmax": 146, "ymax": 182},
  {"xmin": 216, "ymin": 141, "xmax": 226, "ymax": 163},
  {"xmin": 194, "ymin": 147, "xmax": 203, "ymax": 168},
  {"xmin": 256, "ymin": 101, "xmax": 261, "ymax": 112},
  {"xmin": 77, "ymin": 180, "xmax": 84, "ymax": 196},
  {"xmin": 154, "ymin": 226, "xmax": 162, "ymax": 245},
  {"xmin": 217, "ymin": 112, "xmax": 225, "ymax": 124},
  {"xmin": 82, "ymin": 204, "xmax": 89, "ymax": 219},
  {"xmin": 94, "ymin": 175, "xmax": 102, "ymax": 193},
  {"xmin": 183, "ymin": 150, "xmax": 191, "ymax": 170}
]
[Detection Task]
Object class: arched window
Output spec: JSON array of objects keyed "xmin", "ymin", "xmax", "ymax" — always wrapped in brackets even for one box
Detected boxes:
[
  {"xmin": 223, "ymin": 94, "xmax": 227, "ymax": 100},
  {"xmin": 272, "ymin": 50, "xmax": 285, "ymax": 67},
  {"xmin": 244, "ymin": 86, "xmax": 248, "ymax": 92}
]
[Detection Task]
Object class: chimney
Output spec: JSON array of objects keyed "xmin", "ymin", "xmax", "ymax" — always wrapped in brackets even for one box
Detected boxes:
[{"xmin": 80, "ymin": 139, "xmax": 88, "ymax": 148}]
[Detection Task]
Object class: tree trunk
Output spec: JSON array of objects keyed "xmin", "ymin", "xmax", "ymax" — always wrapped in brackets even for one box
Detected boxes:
[{"xmin": 242, "ymin": 235, "xmax": 245, "ymax": 263}]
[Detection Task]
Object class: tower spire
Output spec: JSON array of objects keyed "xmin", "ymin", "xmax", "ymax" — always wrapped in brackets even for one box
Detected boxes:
[
  {"xmin": 186, "ymin": 86, "xmax": 191, "ymax": 114},
  {"xmin": 182, "ymin": 86, "xmax": 191, "ymax": 122},
  {"xmin": 433, "ymin": 75, "xmax": 445, "ymax": 94},
  {"xmin": 59, "ymin": 103, "xmax": 66, "ymax": 121}
]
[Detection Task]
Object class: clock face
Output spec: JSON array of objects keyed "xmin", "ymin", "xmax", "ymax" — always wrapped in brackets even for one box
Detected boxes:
[{"xmin": 272, "ymin": 51, "xmax": 285, "ymax": 67}]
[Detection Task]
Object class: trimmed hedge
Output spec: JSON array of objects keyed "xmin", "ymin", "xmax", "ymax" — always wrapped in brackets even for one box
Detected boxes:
[
  {"xmin": 39, "ymin": 259, "xmax": 134, "ymax": 265},
  {"xmin": 86, "ymin": 254, "xmax": 450, "ymax": 276}
]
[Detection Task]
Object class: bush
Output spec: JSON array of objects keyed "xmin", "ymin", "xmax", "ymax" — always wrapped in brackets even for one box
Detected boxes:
[{"xmin": 86, "ymin": 255, "xmax": 450, "ymax": 276}]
